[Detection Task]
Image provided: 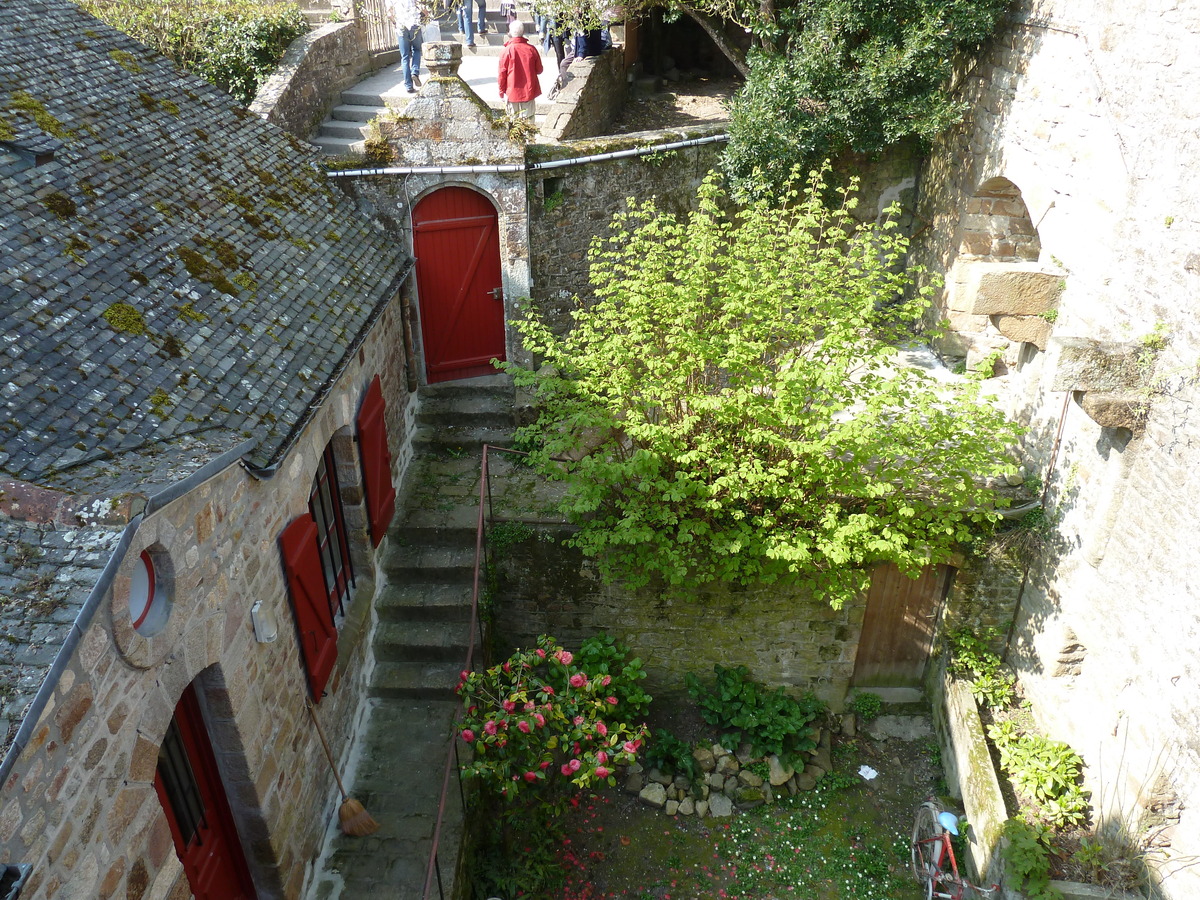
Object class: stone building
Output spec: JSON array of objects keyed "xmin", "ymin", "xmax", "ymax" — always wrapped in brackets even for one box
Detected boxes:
[
  {"xmin": 0, "ymin": 1, "xmax": 418, "ymax": 896},
  {"xmin": 911, "ymin": 0, "xmax": 1200, "ymax": 893}
]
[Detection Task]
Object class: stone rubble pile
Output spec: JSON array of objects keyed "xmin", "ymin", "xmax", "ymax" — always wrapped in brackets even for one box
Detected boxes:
[{"xmin": 622, "ymin": 725, "xmax": 840, "ymax": 819}]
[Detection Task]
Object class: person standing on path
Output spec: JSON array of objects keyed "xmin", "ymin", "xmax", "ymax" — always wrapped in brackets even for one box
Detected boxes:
[
  {"xmin": 497, "ymin": 20, "xmax": 543, "ymax": 119},
  {"xmin": 392, "ymin": 0, "xmax": 425, "ymax": 93}
]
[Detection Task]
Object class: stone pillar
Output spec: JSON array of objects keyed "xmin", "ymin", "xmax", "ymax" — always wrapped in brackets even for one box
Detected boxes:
[{"xmin": 423, "ymin": 41, "xmax": 462, "ymax": 78}]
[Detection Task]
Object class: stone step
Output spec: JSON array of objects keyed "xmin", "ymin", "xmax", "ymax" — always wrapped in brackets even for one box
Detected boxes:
[
  {"xmin": 331, "ymin": 103, "xmax": 388, "ymax": 123},
  {"xmin": 319, "ymin": 118, "xmax": 372, "ymax": 141},
  {"xmin": 417, "ymin": 393, "xmax": 515, "ymax": 429},
  {"xmin": 389, "ymin": 522, "xmax": 478, "ymax": 549},
  {"xmin": 413, "ymin": 422, "xmax": 516, "ymax": 450},
  {"xmin": 376, "ymin": 621, "xmax": 469, "ymax": 661},
  {"xmin": 419, "ymin": 373, "xmax": 513, "ymax": 400},
  {"xmin": 382, "ymin": 542, "xmax": 478, "ymax": 579},
  {"xmin": 311, "ymin": 135, "xmax": 364, "ymax": 157},
  {"xmin": 398, "ymin": 503, "xmax": 482, "ymax": 531},
  {"xmin": 376, "ymin": 581, "xmax": 474, "ymax": 623},
  {"xmin": 369, "ymin": 661, "xmax": 464, "ymax": 700}
]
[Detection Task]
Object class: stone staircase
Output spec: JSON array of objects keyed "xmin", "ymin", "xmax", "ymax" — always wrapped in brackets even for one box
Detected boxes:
[
  {"xmin": 310, "ymin": 7, "xmax": 542, "ymax": 156},
  {"xmin": 309, "ymin": 375, "xmax": 517, "ymax": 899}
]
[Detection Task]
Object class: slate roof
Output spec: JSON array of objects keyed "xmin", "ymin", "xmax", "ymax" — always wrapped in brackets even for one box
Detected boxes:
[
  {"xmin": 0, "ymin": 516, "xmax": 122, "ymax": 756},
  {"xmin": 0, "ymin": 0, "xmax": 411, "ymax": 492}
]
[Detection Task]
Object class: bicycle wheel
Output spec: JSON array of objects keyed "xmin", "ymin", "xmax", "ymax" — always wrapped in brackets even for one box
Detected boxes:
[{"xmin": 911, "ymin": 802, "xmax": 944, "ymax": 900}]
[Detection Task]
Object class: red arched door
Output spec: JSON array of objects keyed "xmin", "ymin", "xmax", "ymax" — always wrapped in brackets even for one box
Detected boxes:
[
  {"xmin": 412, "ymin": 187, "xmax": 506, "ymax": 383},
  {"xmin": 154, "ymin": 683, "xmax": 256, "ymax": 899}
]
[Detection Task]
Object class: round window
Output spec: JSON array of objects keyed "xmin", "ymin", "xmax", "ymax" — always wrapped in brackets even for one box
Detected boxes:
[{"xmin": 129, "ymin": 550, "xmax": 170, "ymax": 636}]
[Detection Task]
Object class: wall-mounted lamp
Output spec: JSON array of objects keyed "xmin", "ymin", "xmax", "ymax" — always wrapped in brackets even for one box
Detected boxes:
[{"xmin": 250, "ymin": 600, "xmax": 278, "ymax": 644}]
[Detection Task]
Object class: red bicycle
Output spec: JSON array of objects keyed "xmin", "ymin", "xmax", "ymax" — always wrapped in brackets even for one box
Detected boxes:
[{"xmin": 911, "ymin": 800, "xmax": 999, "ymax": 899}]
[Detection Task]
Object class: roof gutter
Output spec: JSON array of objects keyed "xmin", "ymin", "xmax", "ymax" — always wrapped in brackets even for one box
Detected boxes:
[
  {"xmin": 323, "ymin": 133, "xmax": 729, "ymax": 179},
  {"xmin": 0, "ymin": 437, "xmax": 260, "ymax": 787}
]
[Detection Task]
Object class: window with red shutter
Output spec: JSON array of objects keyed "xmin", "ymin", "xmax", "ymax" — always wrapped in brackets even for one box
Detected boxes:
[
  {"xmin": 279, "ymin": 513, "xmax": 338, "ymax": 701},
  {"xmin": 357, "ymin": 374, "xmax": 397, "ymax": 547}
]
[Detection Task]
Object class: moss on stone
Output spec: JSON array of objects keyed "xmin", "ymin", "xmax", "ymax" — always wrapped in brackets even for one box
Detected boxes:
[
  {"xmin": 103, "ymin": 302, "xmax": 147, "ymax": 335},
  {"xmin": 42, "ymin": 192, "xmax": 77, "ymax": 219},
  {"xmin": 177, "ymin": 302, "xmax": 207, "ymax": 323},
  {"xmin": 232, "ymin": 271, "xmax": 257, "ymax": 292},
  {"xmin": 177, "ymin": 246, "xmax": 240, "ymax": 297},
  {"xmin": 108, "ymin": 49, "xmax": 143, "ymax": 73},
  {"xmin": 148, "ymin": 388, "xmax": 172, "ymax": 417},
  {"xmin": 129, "ymin": 270, "xmax": 149, "ymax": 286},
  {"xmin": 64, "ymin": 234, "xmax": 91, "ymax": 263},
  {"xmin": 9, "ymin": 90, "xmax": 72, "ymax": 139},
  {"xmin": 161, "ymin": 334, "xmax": 184, "ymax": 358},
  {"xmin": 0, "ymin": 116, "xmax": 15, "ymax": 142}
]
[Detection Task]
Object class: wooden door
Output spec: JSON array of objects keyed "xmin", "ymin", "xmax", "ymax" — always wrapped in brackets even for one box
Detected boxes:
[
  {"xmin": 852, "ymin": 564, "xmax": 954, "ymax": 687},
  {"xmin": 154, "ymin": 683, "xmax": 256, "ymax": 900},
  {"xmin": 412, "ymin": 187, "xmax": 506, "ymax": 383}
]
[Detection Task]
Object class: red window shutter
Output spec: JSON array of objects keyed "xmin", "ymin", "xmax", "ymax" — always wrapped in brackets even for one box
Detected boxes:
[
  {"xmin": 357, "ymin": 374, "xmax": 397, "ymax": 547},
  {"xmin": 280, "ymin": 514, "xmax": 338, "ymax": 701}
]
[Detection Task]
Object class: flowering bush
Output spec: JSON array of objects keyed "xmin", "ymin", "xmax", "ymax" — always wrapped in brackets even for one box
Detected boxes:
[{"xmin": 457, "ymin": 634, "xmax": 649, "ymax": 800}]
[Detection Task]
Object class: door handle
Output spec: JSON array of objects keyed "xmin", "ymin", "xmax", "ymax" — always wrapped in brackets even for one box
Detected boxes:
[{"xmin": 488, "ymin": 287, "xmax": 503, "ymax": 300}]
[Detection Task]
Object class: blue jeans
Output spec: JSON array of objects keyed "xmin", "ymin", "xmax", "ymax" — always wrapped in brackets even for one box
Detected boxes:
[
  {"xmin": 472, "ymin": 0, "xmax": 486, "ymax": 32},
  {"xmin": 456, "ymin": 5, "xmax": 474, "ymax": 44},
  {"xmin": 398, "ymin": 25, "xmax": 422, "ymax": 89}
]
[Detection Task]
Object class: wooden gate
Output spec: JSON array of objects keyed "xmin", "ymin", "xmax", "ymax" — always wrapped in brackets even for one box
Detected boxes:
[
  {"xmin": 154, "ymin": 683, "xmax": 256, "ymax": 899},
  {"xmin": 412, "ymin": 187, "xmax": 506, "ymax": 383},
  {"xmin": 852, "ymin": 564, "xmax": 954, "ymax": 688}
]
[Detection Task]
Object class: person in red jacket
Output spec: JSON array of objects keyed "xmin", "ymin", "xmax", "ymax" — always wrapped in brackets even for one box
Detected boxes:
[{"xmin": 497, "ymin": 20, "xmax": 543, "ymax": 119}]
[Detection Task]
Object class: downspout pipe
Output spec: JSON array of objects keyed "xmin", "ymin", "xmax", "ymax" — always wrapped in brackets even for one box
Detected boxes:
[
  {"xmin": 324, "ymin": 133, "xmax": 730, "ymax": 179},
  {"xmin": 0, "ymin": 438, "xmax": 259, "ymax": 788}
]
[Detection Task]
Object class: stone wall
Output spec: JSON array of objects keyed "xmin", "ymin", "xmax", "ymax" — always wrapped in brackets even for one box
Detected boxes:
[
  {"xmin": 0, "ymin": 292, "xmax": 415, "ymax": 900},
  {"xmin": 492, "ymin": 528, "xmax": 866, "ymax": 710},
  {"xmin": 251, "ymin": 21, "xmax": 373, "ymax": 139},
  {"xmin": 540, "ymin": 48, "xmax": 627, "ymax": 142},
  {"xmin": 526, "ymin": 126, "xmax": 727, "ymax": 336},
  {"xmin": 910, "ymin": 1, "xmax": 1200, "ymax": 895}
]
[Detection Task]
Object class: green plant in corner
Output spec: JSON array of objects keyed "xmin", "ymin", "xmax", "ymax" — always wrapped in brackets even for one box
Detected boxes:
[
  {"xmin": 642, "ymin": 728, "xmax": 698, "ymax": 782},
  {"xmin": 849, "ymin": 691, "xmax": 882, "ymax": 721},
  {"xmin": 685, "ymin": 664, "xmax": 824, "ymax": 767},
  {"xmin": 1001, "ymin": 818, "xmax": 1064, "ymax": 900}
]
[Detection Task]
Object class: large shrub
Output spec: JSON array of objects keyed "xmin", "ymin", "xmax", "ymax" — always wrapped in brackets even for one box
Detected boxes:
[{"xmin": 76, "ymin": 0, "xmax": 307, "ymax": 104}]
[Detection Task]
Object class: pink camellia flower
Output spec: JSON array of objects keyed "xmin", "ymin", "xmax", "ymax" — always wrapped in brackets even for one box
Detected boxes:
[
  {"xmin": 606, "ymin": 696, "xmax": 618, "ymax": 705},
  {"xmin": 540, "ymin": 760, "xmax": 552, "ymax": 769},
  {"xmin": 569, "ymin": 673, "xmax": 587, "ymax": 688},
  {"xmin": 524, "ymin": 771, "xmax": 538, "ymax": 782},
  {"xmin": 518, "ymin": 720, "xmax": 531, "ymax": 734},
  {"xmin": 460, "ymin": 670, "xmax": 469, "ymax": 682},
  {"xmin": 623, "ymin": 740, "xmax": 640, "ymax": 753},
  {"xmin": 556, "ymin": 650, "xmax": 574, "ymax": 665},
  {"xmin": 461, "ymin": 729, "xmax": 476, "ymax": 742},
  {"xmin": 601, "ymin": 674, "xmax": 612, "ymax": 687},
  {"xmin": 573, "ymin": 741, "xmax": 582, "ymax": 755},
  {"xmin": 503, "ymin": 700, "xmax": 517, "ymax": 713},
  {"xmin": 497, "ymin": 738, "xmax": 507, "ymax": 748},
  {"xmin": 484, "ymin": 720, "xmax": 498, "ymax": 735},
  {"xmin": 595, "ymin": 722, "xmax": 608, "ymax": 737},
  {"xmin": 543, "ymin": 686, "xmax": 555, "ymax": 695},
  {"xmin": 534, "ymin": 713, "xmax": 546, "ymax": 727},
  {"xmin": 535, "ymin": 648, "xmax": 546, "ymax": 658},
  {"xmin": 573, "ymin": 715, "xmax": 585, "ymax": 726},
  {"xmin": 595, "ymin": 766, "xmax": 610, "ymax": 779},
  {"xmin": 468, "ymin": 705, "xmax": 478, "ymax": 714},
  {"xmin": 560, "ymin": 763, "xmax": 573, "ymax": 776},
  {"xmin": 502, "ymin": 661, "xmax": 511, "ymax": 674},
  {"xmin": 596, "ymin": 751, "xmax": 608, "ymax": 765},
  {"xmin": 524, "ymin": 700, "xmax": 535, "ymax": 711},
  {"xmin": 568, "ymin": 758, "xmax": 582, "ymax": 772}
]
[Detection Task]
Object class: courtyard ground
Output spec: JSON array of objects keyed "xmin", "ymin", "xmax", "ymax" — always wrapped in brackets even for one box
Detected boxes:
[{"xmin": 611, "ymin": 76, "xmax": 738, "ymax": 133}]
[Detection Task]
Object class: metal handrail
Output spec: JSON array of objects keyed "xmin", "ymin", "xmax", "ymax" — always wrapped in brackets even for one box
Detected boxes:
[{"xmin": 420, "ymin": 443, "xmax": 570, "ymax": 899}]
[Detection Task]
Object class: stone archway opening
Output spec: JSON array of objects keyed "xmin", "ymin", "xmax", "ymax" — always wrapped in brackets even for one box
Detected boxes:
[{"xmin": 959, "ymin": 177, "xmax": 1041, "ymax": 262}]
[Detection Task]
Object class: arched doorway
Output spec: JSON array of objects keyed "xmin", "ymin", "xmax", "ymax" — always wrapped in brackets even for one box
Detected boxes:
[
  {"xmin": 154, "ymin": 681, "xmax": 256, "ymax": 899},
  {"xmin": 412, "ymin": 186, "xmax": 506, "ymax": 383}
]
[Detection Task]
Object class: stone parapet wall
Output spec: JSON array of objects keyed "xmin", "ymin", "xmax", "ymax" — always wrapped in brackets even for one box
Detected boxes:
[
  {"xmin": 251, "ymin": 20, "xmax": 373, "ymax": 139},
  {"xmin": 493, "ymin": 529, "xmax": 866, "ymax": 710},
  {"xmin": 540, "ymin": 48, "xmax": 627, "ymax": 142},
  {"xmin": 0, "ymin": 293, "xmax": 414, "ymax": 900}
]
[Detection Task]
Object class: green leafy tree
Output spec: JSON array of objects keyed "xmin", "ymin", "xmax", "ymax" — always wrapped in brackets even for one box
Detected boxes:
[
  {"xmin": 504, "ymin": 169, "xmax": 1021, "ymax": 608},
  {"xmin": 725, "ymin": 0, "xmax": 1010, "ymax": 199}
]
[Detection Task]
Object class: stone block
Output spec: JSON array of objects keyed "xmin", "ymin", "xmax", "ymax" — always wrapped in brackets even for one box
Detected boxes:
[
  {"xmin": 707, "ymin": 793, "xmax": 733, "ymax": 817},
  {"xmin": 959, "ymin": 261, "xmax": 1064, "ymax": 316},
  {"xmin": 1051, "ymin": 337, "xmax": 1149, "ymax": 392},
  {"xmin": 1078, "ymin": 392, "xmax": 1149, "ymax": 434},
  {"xmin": 639, "ymin": 782, "xmax": 667, "ymax": 808},
  {"xmin": 993, "ymin": 314, "xmax": 1052, "ymax": 350}
]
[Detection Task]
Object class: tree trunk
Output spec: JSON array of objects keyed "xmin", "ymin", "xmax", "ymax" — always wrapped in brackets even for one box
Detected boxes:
[
  {"xmin": 680, "ymin": 7, "xmax": 750, "ymax": 78},
  {"xmin": 758, "ymin": 0, "xmax": 777, "ymax": 53}
]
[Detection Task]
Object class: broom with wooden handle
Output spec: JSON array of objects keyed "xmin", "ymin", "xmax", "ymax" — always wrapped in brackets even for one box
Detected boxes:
[{"xmin": 305, "ymin": 698, "xmax": 380, "ymax": 836}]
